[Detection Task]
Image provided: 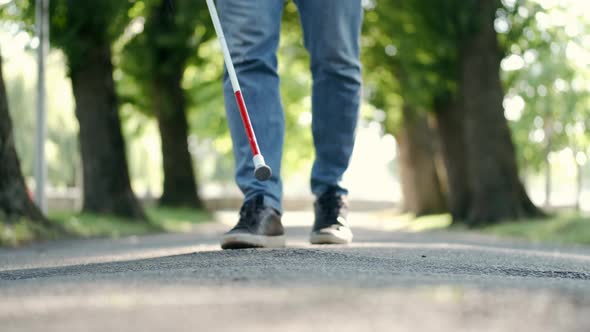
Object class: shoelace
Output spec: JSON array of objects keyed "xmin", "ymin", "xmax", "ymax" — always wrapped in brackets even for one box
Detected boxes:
[
  {"xmin": 316, "ymin": 191, "xmax": 347, "ymax": 228},
  {"xmin": 237, "ymin": 196, "xmax": 264, "ymax": 227}
]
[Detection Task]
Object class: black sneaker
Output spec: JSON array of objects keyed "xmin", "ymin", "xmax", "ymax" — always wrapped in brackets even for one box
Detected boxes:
[
  {"xmin": 310, "ymin": 187, "xmax": 353, "ymax": 245},
  {"xmin": 220, "ymin": 195, "xmax": 285, "ymax": 249}
]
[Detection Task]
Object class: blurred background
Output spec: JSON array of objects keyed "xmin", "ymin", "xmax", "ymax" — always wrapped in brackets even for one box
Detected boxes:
[{"xmin": 1, "ymin": 0, "xmax": 589, "ymax": 238}]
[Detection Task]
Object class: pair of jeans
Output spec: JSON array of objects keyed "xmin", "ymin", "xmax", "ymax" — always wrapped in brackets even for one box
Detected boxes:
[{"xmin": 217, "ymin": 0, "xmax": 363, "ymax": 213}]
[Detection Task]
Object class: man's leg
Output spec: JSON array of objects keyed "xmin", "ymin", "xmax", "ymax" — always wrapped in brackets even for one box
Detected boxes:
[
  {"xmin": 294, "ymin": 0, "xmax": 363, "ymax": 196},
  {"xmin": 217, "ymin": 0, "xmax": 286, "ymax": 249},
  {"xmin": 295, "ymin": 0, "xmax": 362, "ymax": 244},
  {"xmin": 217, "ymin": 0, "xmax": 285, "ymax": 213}
]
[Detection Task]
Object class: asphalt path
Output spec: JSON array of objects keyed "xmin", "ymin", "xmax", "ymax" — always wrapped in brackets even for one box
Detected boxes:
[{"xmin": 1, "ymin": 211, "xmax": 589, "ymax": 331}]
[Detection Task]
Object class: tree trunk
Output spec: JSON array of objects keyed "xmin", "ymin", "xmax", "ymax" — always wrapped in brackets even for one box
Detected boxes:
[
  {"xmin": 154, "ymin": 71, "xmax": 202, "ymax": 208},
  {"xmin": 0, "ymin": 54, "xmax": 50, "ymax": 225},
  {"xmin": 70, "ymin": 46, "xmax": 147, "ymax": 221},
  {"xmin": 434, "ymin": 97, "xmax": 470, "ymax": 221},
  {"xmin": 396, "ymin": 105, "xmax": 446, "ymax": 216},
  {"xmin": 142, "ymin": 0, "xmax": 203, "ymax": 208},
  {"xmin": 458, "ymin": 0, "xmax": 543, "ymax": 225}
]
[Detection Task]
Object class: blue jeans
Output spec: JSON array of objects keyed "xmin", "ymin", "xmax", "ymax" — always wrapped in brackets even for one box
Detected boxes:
[{"xmin": 217, "ymin": 0, "xmax": 362, "ymax": 213}]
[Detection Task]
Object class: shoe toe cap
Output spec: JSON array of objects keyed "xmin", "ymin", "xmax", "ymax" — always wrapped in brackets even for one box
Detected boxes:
[{"xmin": 311, "ymin": 225, "xmax": 353, "ymax": 244}]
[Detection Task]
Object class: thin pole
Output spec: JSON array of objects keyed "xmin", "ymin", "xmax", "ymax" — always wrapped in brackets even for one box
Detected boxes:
[
  {"xmin": 205, "ymin": 0, "xmax": 271, "ymax": 181},
  {"xmin": 205, "ymin": 0, "xmax": 259, "ymax": 156},
  {"xmin": 34, "ymin": 0, "xmax": 49, "ymax": 212}
]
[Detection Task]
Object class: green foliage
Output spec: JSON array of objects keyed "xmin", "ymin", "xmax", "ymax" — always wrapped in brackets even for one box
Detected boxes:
[
  {"xmin": 0, "ymin": 1, "xmax": 81, "ymax": 187},
  {"xmin": 362, "ymin": 0, "xmax": 474, "ymax": 133},
  {"xmin": 502, "ymin": 1, "xmax": 590, "ymax": 172},
  {"xmin": 0, "ymin": 215, "xmax": 62, "ymax": 247},
  {"xmin": 2, "ymin": 0, "xmax": 319, "ymax": 191},
  {"xmin": 50, "ymin": 0, "xmax": 134, "ymax": 71},
  {"xmin": 4, "ymin": 46, "xmax": 79, "ymax": 187},
  {"xmin": 0, "ymin": 218, "xmax": 37, "ymax": 246},
  {"xmin": 4, "ymin": 0, "xmax": 587, "ymax": 203},
  {"xmin": 120, "ymin": 0, "xmax": 212, "ymax": 112},
  {"xmin": 5, "ymin": 72, "xmax": 34, "ymax": 176},
  {"xmin": 0, "ymin": 0, "xmax": 33, "ymax": 32},
  {"xmin": 121, "ymin": 1, "xmax": 316, "ymax": 181},
  {"xmin": 119, "ymin": 0, "xmax": 232, "ymax": 182},
  {"xmin": 364, "ymin": 0, "xmax": 590, "ymax": 179}
]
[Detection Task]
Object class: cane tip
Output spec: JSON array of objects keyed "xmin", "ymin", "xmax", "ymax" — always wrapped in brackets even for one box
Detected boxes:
[{"xmin": 254, "ymin": 164, "xmax": 272, "ymax": 181}]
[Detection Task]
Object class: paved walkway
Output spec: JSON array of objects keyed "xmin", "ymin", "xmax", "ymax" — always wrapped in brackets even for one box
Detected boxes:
[{"xmin": 1, "ymin": 212, "xmax": 589, "ymax": 331}]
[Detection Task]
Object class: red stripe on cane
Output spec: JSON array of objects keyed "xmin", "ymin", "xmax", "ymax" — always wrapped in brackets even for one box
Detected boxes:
[{"xmin": 234, "ymin": 90, "xmax": 260, "ymax": 156}]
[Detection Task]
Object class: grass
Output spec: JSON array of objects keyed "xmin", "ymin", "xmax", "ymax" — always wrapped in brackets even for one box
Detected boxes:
[
  {"xmin": 0, "ymin": 219, "xmax": 39, "ymax": 247},
  {"xmin": 382, "ymin": 211, "xmax": 590, "ymax": 246},
  {"xmin": 4, "ymin": 206, "xmax": 590, "ymax": 247},
  {"xmin": 481, "ymin": 213, "xmax": 590, "ymax": 245},
  {"xmin": 0, "ymin": 206, "xmax": 211, "ymax": 247}
]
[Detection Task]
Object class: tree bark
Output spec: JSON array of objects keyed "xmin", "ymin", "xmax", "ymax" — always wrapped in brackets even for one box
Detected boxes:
[
  {"xmin": 154, "ymin": 71, "xmax": 202, "ymax": 208},
  {"xmin": 147, "ymin": 0, "xmax": 203, "ymax": 208},
  {"xmin": 396, "ymin": 105, "xmax": 447, "ymax": 216},
  {"xmin": 458, "ymin": 0, "xmax": 543, "ymax": 225},
  {"xmin": 70, "ymin": 46, "xmax": 147, "ymax": 221},
  {"xmin": 434, "ymin": 97, "xmax": 470, "ymax": 221},
  {"xmin": 0, "ymin": 54, "xmax": 50, "ymax": 225}
]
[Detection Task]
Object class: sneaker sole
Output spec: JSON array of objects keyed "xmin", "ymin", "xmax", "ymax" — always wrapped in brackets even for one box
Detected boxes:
[
  {"xmin": 310, "ymin": 232, "xmax": 352, "ymax": 245},
  {"xmin": 220, "ymin": 234, "xmax": 286, "ymax": 250}
]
